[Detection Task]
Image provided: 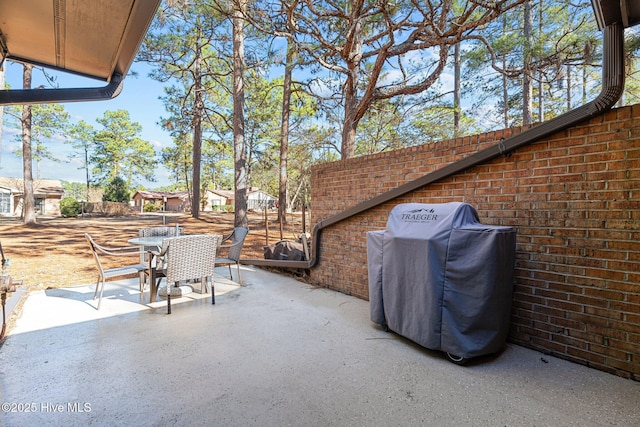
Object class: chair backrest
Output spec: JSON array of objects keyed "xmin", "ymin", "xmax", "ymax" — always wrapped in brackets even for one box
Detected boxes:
[
  {"xmin": 139, "ymin": 225, "xmax": 184, "ymax": 238},
  {"xmin": 164, "ymin": 234, "xmax": 221, "ymax": 284},
  {"xmin": 227, "ymin": 227, "xmax": 249, "ymax": 262},
  {"xmin": 139, "ymin": 226, "xmax": 184, "ymax": 260}
]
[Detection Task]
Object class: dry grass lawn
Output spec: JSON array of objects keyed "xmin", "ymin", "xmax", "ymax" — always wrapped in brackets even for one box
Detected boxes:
[{"xmin": 0, "ymin": 211, "xmax": 308, "ymax": 292}]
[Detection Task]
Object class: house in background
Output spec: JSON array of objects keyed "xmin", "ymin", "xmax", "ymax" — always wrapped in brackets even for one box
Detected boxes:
[
  {"xmin": 247, "ymin": 188, "xmax": 277, "ymax": 210},
  {"xmin": 202, "ymin": 188, "xmax": 277, "ymax": 211},
  {"xmin": 133, "ymin": 188, "xmax": 277, "ymax": 213},
  {"xmin": 0, "ymin": 177, "xmax": 64, "ymax": 216},
  {"xmin": 132, "ymin": 190, "xmax": 191, "ymax": 212},
  {"xmin": 202, "ymin": 189, "xmax": 234, "ymax": 211}
]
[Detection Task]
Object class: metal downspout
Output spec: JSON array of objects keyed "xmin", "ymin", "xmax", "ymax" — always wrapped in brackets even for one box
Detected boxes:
[{"xmin": 241, "ymin": 23, "xmax": 625, "ymax": 270}]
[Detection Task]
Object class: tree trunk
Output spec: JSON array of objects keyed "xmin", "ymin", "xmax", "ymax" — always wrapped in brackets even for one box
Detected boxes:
[
  {"xmin": 582, "ymin": 65, "xmax": 588, "ymax": 105},
  {"xmin": 192, "ymin": 46, "xmax": 203, "ymax": 219},
  {"xmin": 537, "ymin": 0, "xmax": 544, "ymax": 122},
  {"xmin": 538, "ymin": 71, "xmax": 544, "ymax": 122},
  {"xmin": 84, "ymin": 144, "xmax": 90, "ymax": 200},
  {"xmin": 502, "ymin": 57, "xmax": 509, "ymax": 128},
  {"xmin": 233, "ymin": 0, "xmax": 248, "ymax": 228},
  {"xmin": 278, "ymin": 40, "xmax": 294, "ymax": 224},
  {"xmin": 340, "ymin": 4, "xmax": 364, "ymax": 160},
  {"xmin": 522, "ymin": 0, "xmax": 533, "ymax": 125},
  {"xmin": 21, "ymin": 64, "xmax": 36, "ymax": 225},
  {"xmin": 453, "ymin": 42, "xmax": 461, "ymax": 137},
  {"xmin": 566, "ymin": 63, "xmax": 572, "ymax": 110},
  {"xmin": 289, "ymin": 179, "xmax": 305, "ymax": 213},
  {"xmin": 501, "ymin": 16, "xmax": 509, "ymax": 128},
  {"xmin": 341, "ymin": 70, "xmax": 358, "ymax": 159}
]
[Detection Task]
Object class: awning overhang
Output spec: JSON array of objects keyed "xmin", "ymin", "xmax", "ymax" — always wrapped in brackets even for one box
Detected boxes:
[
  {"xmin": 592, "ymin": 0, "xmax": 640, "ymax": 29},
  {"xmin": 0, "ymin": 0, "xmax": 160, "ymax": 105}
]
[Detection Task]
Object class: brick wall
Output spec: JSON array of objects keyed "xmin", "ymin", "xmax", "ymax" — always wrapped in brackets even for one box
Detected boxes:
[{"xmin": 309, "ymin": 104, "xmax": 640, "ymax": 379}]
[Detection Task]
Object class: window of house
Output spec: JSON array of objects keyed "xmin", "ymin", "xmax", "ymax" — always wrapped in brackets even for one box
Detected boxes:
[
  {"xmin": 35, "ymin": 197, "xmax": 45, "ymax": 214},
  {"xmin": 0, "ymin": 193, "xmax": 10, "ymax": 214}
]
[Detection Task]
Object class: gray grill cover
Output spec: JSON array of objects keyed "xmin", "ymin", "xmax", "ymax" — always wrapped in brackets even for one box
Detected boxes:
[{"xmin": 367, "ymin": 202, "xmax": 516, "ymax": 359}]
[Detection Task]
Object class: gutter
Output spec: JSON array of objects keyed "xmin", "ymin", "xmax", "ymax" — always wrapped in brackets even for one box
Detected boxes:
[
  {"xmin": 0, "ymin": 73, "xmax": 124, "ymax": 105},
  {"xmin": 241, "ymin": 23, "xmax": 625, "ymax": 270}
]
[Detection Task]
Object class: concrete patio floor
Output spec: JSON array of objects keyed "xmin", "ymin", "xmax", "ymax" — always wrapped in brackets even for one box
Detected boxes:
[{"xmin": 1, "ymin": 266, "xmax": 639, "ymax": 426}]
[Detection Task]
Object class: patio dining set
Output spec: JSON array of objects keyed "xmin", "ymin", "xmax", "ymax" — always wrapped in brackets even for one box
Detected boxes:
[{"xmin": 85, "ymin": 225, "xmax": 249, "ymax": 314}]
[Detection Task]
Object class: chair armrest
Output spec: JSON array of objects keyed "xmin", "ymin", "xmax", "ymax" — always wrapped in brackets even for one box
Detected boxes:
[
  {"xmin": 220, "ymin": 232, "xmax": 234, "ymax": 244},
  {"xmin": 221, "ymin": 241, "xmax": 243, "ymax": 250},
  {"xmin": 217, "ymin": 240, "xmax": 244, "ymax": 261},
  {"xmin": 111, "ymin": 246, "xmax": 144, "ymax": 254},
  {"xmin": 96, "ymin": 245, "xmax": 145, "ymax": 257}
]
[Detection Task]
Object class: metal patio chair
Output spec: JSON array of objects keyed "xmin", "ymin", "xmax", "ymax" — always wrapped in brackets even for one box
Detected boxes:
[
  {"xmin": 152, "ymin": 234, "xmax": 221, "ymax": 313},
  {"xmin": 85, "ymin": 233, "xmax": 148, "ymax": 310},
  {"xmin": 215, "ymin": 227, "xmax": 248, "ymax": 285}
]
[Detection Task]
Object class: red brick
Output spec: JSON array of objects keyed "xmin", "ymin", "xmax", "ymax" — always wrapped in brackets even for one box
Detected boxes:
[
  {"xmin": 553, "ymin": 334, "xmax": 588, "ymax": 349},
  {"xmin": 310, "ymin": 104, "xmax": 640, "ymax": 379}
]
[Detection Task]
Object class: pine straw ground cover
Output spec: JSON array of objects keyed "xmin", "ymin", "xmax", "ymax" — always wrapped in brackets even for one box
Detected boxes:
[{"xmin": 0, "ymin": 211, "xmax": 309, "ymax": 334}]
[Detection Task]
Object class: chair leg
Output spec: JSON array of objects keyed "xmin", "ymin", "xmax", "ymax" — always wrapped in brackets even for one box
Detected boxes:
[
  {"xmin": 96, "ymin": 279, "xmax": 106, "ymax": 310},
  {"xmin": 228, "ymin": 265, "xmax": 233, "ymax": 281},
  {"xmin": 211, "ymin": 272, "xmax": 215, "ymax": 305},
  {"xmin": 93, "ymin": 277, "xmax": 100, "ymax": 299},
  {"xmin": 236, "ymin": 263, "xmax": 242, "ymax": 286},
  {"xmin": 93, "ymin": 275, "xmax": 105, "ymax": 310}
]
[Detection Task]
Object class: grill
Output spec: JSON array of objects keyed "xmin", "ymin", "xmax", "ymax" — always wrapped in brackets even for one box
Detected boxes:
[{"xmin": 367, "ymin": 202, "xmax": 517, "ymax": 364}]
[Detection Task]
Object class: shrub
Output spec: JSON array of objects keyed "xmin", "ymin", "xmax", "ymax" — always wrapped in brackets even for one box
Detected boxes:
[
  {"xmin": 60, "ymin": 197, "xmax": 80, "ymax": 218},
  {"xmin": 143, "ymin": 203, "xmax": 159, "ymax": 212}
]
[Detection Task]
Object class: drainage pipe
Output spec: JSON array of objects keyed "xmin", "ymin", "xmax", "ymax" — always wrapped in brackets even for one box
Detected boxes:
[{"xmin": 241, "ymin": 23, "xmax": 625, "ymax": 270}]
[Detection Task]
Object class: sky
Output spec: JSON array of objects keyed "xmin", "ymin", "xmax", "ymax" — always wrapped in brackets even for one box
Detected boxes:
[
  {"xmin": 1, "ymin": 61, "xmax": 175, "ymax": 189},
  {"xmin": 0, "ymin": 45, "xmax": 465, "ymax": 193}
]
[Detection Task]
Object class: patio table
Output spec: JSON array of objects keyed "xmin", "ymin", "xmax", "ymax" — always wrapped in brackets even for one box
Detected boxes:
[
  {"xmin": 128, "ymin": 236, "xmax": 165, "ymax": 249},
  {"xmin": 128, "ymin": 236, "xmax": 166, "ymax": 303}
]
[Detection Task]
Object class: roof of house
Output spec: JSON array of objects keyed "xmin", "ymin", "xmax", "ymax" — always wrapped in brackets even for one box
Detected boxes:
[
  {"xmin": 206, "ymin": 189, "xmax": 235, "ymax": 199},
  {"xmin": 135, "ymin": 188, "xmax": 275, "ymax": 201},
  {"xmin": 206, "ymin": 189, "xmax": 277, "ymax": 199},
  {"xmin": 133, "ymin": 190, "xmax": 190, "ymax": 200},
  {"xmin": 248, "ymin": 189, "xmax": 277, "ymax": 200},
  {"xmin": 0, "ymin": 177, "xmax": 64, "ymax": 195}
]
